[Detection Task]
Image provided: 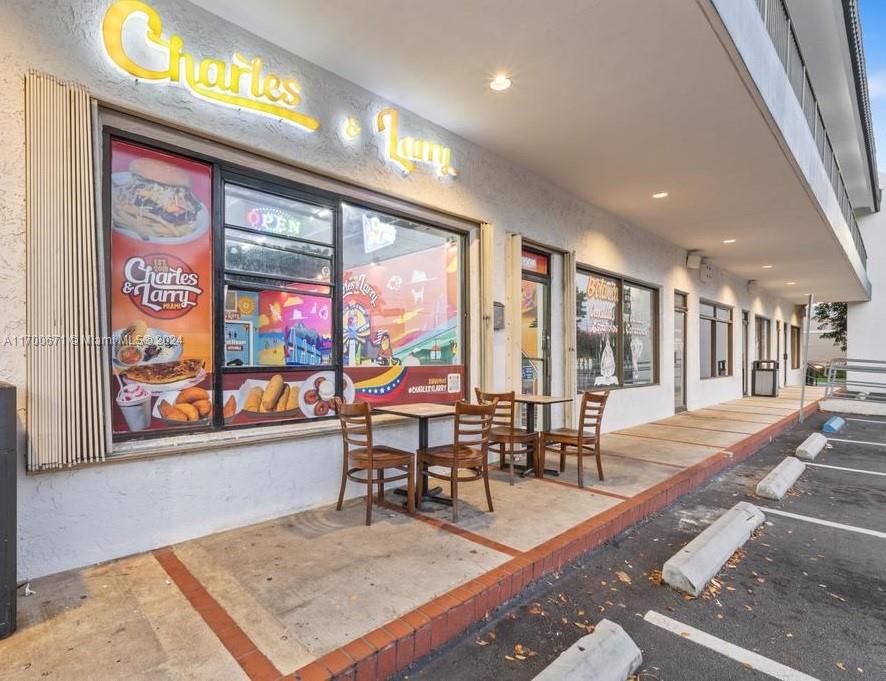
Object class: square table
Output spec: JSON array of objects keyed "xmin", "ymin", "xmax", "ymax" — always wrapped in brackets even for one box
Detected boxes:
[
  {"xmin": 373, "ymin": 402, "xmax": 456, "ymax": 506},
  {"xmin": 513, "ymin": 394, "xmax": 574, "ymax": 476}
]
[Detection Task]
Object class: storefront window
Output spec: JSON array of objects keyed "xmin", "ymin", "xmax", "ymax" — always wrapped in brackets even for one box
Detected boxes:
[
  {"xmin": 341, "ymin": 204, "xmax": 464, "ymax": 406},
  {"xmin": 755, "ymin": 316, "xmax": 771, "ymax": 360},
  {"xmin": 576, "ymin": 269, "xmax": 657, "ymax": 390},
  {"xmin": 108, "ymin": 137, "xmax": 466, "ymax": 441},
  {"xmin": 622, "ymin": 284, "xmax": 654, "ymax": 385},
  {"xmin": 700, "ymin": 301, "xmax": 733, "ymax": 378}
]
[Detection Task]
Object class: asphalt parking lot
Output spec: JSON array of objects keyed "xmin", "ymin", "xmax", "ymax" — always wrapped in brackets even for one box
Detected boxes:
[{"xmin": 397, "ymin": 411, "xmax": 886, "ymax": 680}]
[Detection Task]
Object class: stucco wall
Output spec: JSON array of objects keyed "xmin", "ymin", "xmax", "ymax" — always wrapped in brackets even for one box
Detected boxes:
[
  {"xmin": 848, "ymin": 175, "xmax": 886, "ymax": 367},
  {"xmin": 1, "ymin": 0, "xmax": 804, "ymax": 580}
]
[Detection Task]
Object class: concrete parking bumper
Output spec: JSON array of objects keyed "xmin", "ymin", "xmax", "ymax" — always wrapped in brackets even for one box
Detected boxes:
[
  {"xmin": 755, "ymin": 457, "xmax": 805, "ymax": 500},
  {"xmin": 532, "ymin": 619, "xmax": 642, "ymax": 681},
  {"xmin": 796, "ymin": 433, "xmax": 827, "ymax": 460},
  {"xmin": 662, "ymin": 501, "xmax": 765, "ymax": 597}
]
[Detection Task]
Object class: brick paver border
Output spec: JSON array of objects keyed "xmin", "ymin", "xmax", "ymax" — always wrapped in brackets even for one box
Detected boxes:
[{"xmin": 289, "ymin": 400, "xmax": 820, "ymax": 680}]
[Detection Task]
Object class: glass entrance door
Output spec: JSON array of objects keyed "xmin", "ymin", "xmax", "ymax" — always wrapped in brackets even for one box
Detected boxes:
[
  {"xmin": 520, "ymin": 248, "xmax": 551, "ymax": 428},
  {"xmin": 776, "ymin": 321, "xmax": 782, "ymax": 387},
  {"xmin": 674, "ymin": 293, "xmax": 687, "ymax": 411}
]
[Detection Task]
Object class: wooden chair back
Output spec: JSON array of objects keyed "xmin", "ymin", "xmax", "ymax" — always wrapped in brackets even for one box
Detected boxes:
[
  {"xmin": 453, "ymin": 400, "xmax": 496, "ymax": 465},
  {"xmin": 577, "ymin": 391, "xmax": 609, "ymax": 440},
  {"xmin": 474, "ymin": 388, "xmax": 515, "ymax": 429},
  {"xmin": 333, "ymin": 398, "xmax": 373, "ymax": 460}
]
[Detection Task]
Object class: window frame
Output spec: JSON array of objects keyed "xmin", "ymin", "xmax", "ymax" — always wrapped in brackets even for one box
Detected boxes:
[
  {"xmin": 103, "ymin": 126, "xmax": 471, "ymax": 442},
  {"xmin": 574, "ymin": 264, "xmax": 660, "ymax": 391},
  {"xmin": 755, "ymin": 315, "xmax": 772, "ymax": 360},
  {"xmin": 699, "ymin": 299, "xmax": 734, "ymax": 380},
  {"xmin": 790, "ymin": 325, "xmax": 801, "ymax": 369}
]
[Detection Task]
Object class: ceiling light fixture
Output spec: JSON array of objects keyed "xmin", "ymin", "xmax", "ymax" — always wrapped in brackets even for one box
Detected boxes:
[
  {"xmin": 723, "ymin": 239, "xmax": 736, "ymax": 244},
  {"xmin": 786, "ymin": 281, "xmax": 796, "ymax": 285},
  {"xmin": 652, "ymin": 191, "xmax": 669, "ymax": 199},
  {"xmin": 489, "ymin": 74, "xmax": 512, "ymax": 91},
  {"xmin": 762, "ymin": 264, "xmax": 773, "ymax": 269}
]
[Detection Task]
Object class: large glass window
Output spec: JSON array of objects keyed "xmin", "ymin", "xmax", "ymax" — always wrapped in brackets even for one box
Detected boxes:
[
  {"xmin": 341, "ymin": 204, "xmax": 464, "ymax": 406},
  {"xmin": 107, "ymin": 135, "xmax": 467, "ymax": 441},
  {"xmin": 622, "ymin": 284, "xmax": 654, "ymax": 385},
  {"xmin": 576, "ymin": 269, "xmax": 657, "ymax": 390},
  {"xmin": 755, "ymin": 316, "xmax": 771, "ymax": 360},
  {"xmin": 700, "ymin": 301, "xmax": 733, "ymax": 378}
]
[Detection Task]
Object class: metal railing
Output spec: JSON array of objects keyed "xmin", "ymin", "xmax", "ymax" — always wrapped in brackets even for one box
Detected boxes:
[
  {"xmin": 823, "ymin": 357, "xmax": 886, "ymax": 402},
  {"xmin": 754, "ymin": 0, "xmax": 868, "ymax": 267}
]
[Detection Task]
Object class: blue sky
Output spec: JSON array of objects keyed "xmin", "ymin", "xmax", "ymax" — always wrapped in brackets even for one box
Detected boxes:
[{"xmin": 860, "ymin": 0, "xmax": 886, "ymax": 169}]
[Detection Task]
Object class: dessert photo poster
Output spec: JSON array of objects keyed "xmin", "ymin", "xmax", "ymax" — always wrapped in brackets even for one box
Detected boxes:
[{"xmin": 108, "ymin": 139, "xmax": 214, "ymax": 436}]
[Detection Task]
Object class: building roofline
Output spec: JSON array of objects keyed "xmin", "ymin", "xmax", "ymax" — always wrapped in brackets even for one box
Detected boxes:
[{"xmin": 842, "ymin": 0, "xmax": 881, "ymax": 211}]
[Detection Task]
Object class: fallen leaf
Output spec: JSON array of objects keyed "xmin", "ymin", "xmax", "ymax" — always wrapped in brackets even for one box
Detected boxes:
[
  {"xmin": 475, "ymin": 639, "xmax": 489, "ymax": 646},
  {"xmin": 615, "ymin": 571, "xmax": 633, "ymax": 585},
  {"xmin": 836, "ymin": 661, "xmax": 847, "ymax": 671}
]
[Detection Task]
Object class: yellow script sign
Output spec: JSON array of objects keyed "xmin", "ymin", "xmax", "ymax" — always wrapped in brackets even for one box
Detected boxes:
[
  {"xmin": 102, "ymin": 0, "xmax": 319, "ymax": 131},
  {"xmin": 376, "ymin": 108, "xmax": 456, "ymax": 177}
]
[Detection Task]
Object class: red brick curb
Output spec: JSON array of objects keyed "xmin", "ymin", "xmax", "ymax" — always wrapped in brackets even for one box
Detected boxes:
[
  {"xmin": 290, "ymin": 400, "xmax": 819, "ymax": 681},
  {"xmin": 153, "ymin": 548, "xmax": 285, "ymax": 681}
]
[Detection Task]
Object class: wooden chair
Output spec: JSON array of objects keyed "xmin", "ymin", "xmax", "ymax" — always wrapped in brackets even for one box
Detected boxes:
[
  {"xmin": 475, "ymin": 388, "xmax": 539, "ymax": 485},
  {"xmin": 417, "ymin": 401, "xmax": 496, "ymax": 522},
  {"xmin": 333, "ymin": 398, "xmax": 415, "ymax": 525},
  {"xmin": 539, "ymin": 391, "xmax": 609, "ymax": 488}
]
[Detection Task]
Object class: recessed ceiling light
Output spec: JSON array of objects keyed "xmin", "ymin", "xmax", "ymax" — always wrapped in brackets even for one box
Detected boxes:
[
  {"xmin": 786, "ymin": 281, "xmax": 796, "ymax": 285},
  {"xmin": 652, "ymin": 191, "xmax": 669, "ymax": 199},
  {"xmin": 762, "ymin": 264, "xmax": 773, "ymax": 269},
  {"xmin": 723, "ymin": 239, "xmax": 736, "ymax": 244},
  {"xmin": 490, "ymin": 74, "xmax": 512, "ymax": 91}
]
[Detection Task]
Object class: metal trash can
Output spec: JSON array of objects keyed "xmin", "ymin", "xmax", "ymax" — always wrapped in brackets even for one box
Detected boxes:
[
  {"xmin": 1, "ymin": 382, "xmax": 15, "ymax": 639},
  {"xmin": 752, "ymin": 360, "xmax": 779, "ymax": 397}
]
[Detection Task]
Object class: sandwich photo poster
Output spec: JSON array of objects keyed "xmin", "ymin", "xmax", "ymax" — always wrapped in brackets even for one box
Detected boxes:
[
  {"xmin": 343, "ymin": 242, "xmax": 464, "ymax": 406},
  {"xmin": 108, "ymin": 139, "xmax": 214, "ymax": 436}
]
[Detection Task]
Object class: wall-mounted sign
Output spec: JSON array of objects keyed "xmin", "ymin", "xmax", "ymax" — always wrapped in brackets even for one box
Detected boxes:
[
  {"xmin": 101, "ymin": 0, "xmax": 320, "ymax": 131},
  {"xmin": 376, "ymin": 108, "xmax": 457, "ymax": 177}
]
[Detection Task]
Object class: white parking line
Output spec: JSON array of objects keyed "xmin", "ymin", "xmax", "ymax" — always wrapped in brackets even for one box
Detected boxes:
[
  {"xmin": 643, "ymin": 610, "xmax": 819, "ymax": 680},
  {"xmin": 761, "ymin": 507, "xmax": 886, "ymax": 539},
  {"xmin": 827, "ymin": 437, "xmax": 886, "ymax": 448},
  {"xmin": 846, "ymin": 417, "xmax": 886, "ymax": 424},
  {"xmin": 806, "ymin": 462, "xmax": 886, "ymax": 477}
]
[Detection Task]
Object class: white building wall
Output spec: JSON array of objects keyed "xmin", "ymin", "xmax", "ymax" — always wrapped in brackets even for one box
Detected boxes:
[
  {"xmin": 848, "ymin": 175, "xmax": 886, "ymax": 366},
  {"xmin": 0, "ymin": 0, "xmax": 805, "ymax": 580}
]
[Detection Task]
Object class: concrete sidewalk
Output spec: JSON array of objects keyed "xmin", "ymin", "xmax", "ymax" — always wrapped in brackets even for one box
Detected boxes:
[{"xmin": 0, "ymin": 387, "xmax": 823, "ymax": 681}]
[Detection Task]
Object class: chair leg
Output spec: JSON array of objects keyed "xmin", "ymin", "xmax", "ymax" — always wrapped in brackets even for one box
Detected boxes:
[
  {"xmin": 365, "ymin": 466, "xmax": 373, "ymax": 526},
  {"xmin": 560, "ymin": 443, "xmax": 566, "ymax": 473},
  {"xmin": 406, "ymin": 462, "xmax": 416, "ymax": 514},
  {"xmin": 483, "ymin": 462, "xmax": 494, "ymax": 512},
  {"xmin": 576, "ymin": 444, "xmax": 584, "ymax": 489},
  {"xmin": 534, "ymin": 435, "xmax": 543, "ymax": 478},
  {"xmin": 508, "ymin": 442, "xmax": 515, "ymax": 486},
  {"xmin": 595, "ymin": 442, "xmax": 604, "ymax": 482},
  {"xmin": 336, "ymin": 457, "xmax": 347, "ymax": 511},
  {"xmin": 416, "ymin": 459, "xmax": 425, "ymax": 511},
  {"xmin": 499, "ymin": 442, "xmax": 506, "ymax": 470},
  {"xmin": 451, "ymin": 466, "xmax": 459, "ymax": 523},
  {"xmin": 376, "ymin": 471, "xmax": 384, "ymax": 504}
]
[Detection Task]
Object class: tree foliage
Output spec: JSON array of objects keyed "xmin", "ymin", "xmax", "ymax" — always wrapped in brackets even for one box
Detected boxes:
[{"xmin": 813, "ymin": 302, "xmax": 847, "ymax": 352}]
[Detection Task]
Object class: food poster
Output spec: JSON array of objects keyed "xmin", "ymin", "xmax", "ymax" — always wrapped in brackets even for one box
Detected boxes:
[
  {"xmin": 221, "ymin": 369, "xmax": 347, "ymax": 423},
  {"xmin": 109, "ymin": 140, "xmax": 214, "ymax": 436},
  {"xmin": 342, "ymin": 241, "xmax": 463, "ymax": 405}
]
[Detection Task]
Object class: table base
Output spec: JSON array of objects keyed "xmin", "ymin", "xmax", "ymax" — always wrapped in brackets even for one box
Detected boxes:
[{"xmin": 393, "ymin": 485, "xmax": 453, "ymax": 507}]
